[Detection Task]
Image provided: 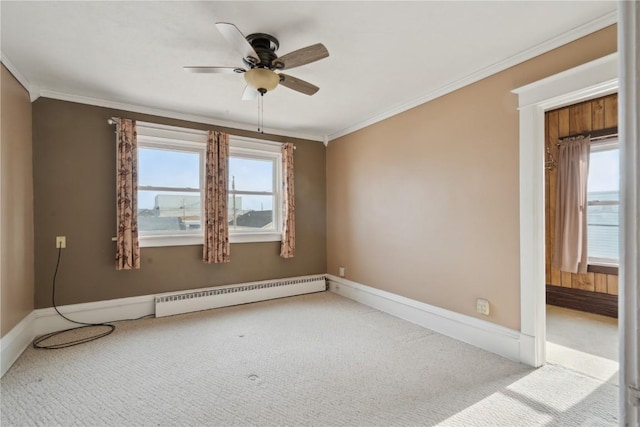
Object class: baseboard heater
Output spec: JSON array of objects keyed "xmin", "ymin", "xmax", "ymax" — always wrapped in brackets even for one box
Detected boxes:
[{"xmin": 154, "ymin": 275, "xmax": 326, "ymax": 318}]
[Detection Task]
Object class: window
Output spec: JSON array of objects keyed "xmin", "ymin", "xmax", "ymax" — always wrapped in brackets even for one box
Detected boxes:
[
  {"xmin": 586, "ymin": 139, "xmax": 619, "ymax": 265},
  {"xmin": 228, "ymin": 139, "xmax": 282, "ymax": 242},
  {"xmin": 135, "ymin": 122, "xmax": 282, "ymax": 247},
  {"xmin": 229, "ymin": 154, "xmax": 279, "ymax": 233},
  {"xmin": 136, "ymin": 124, "xmax": 206, "ymax": 247}
]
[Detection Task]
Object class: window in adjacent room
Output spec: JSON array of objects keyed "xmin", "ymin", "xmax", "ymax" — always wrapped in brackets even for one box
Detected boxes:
[
  {"xmin": 586, "ymin": 139, "xmax": 619, "ymax": 266},
  {"xmin": 136, "ymin": 122, "xmax": 282, "ymax": 247}
]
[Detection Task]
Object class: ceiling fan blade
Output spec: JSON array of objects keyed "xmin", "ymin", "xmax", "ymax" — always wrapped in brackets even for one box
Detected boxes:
[
  {"xmin": 274, "ymin": 43, "xmax": 329, "ymax": 70},
  {"xmin": 278, "ymin": 73, "xmax": 319, "ymax": 96},
  {"xmin": 183, "ymin": 66, "xmax": 245, "ymax": 74},
  {"xmin": 241, "ymin": 85, "xmax": 259, "ymax": 101},
  {"xmin": 215, "ymin": 22, "xmax": 259, "ymax": 64}
]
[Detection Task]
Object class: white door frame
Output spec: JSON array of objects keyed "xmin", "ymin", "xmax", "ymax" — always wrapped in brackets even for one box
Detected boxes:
[
  {"xmin": 512, "ymin": 53, "xmax": 618, "ymax": 367},
  {"xmin": 618, "ymin": 1, "xmax": 639, "ymax": 423}
]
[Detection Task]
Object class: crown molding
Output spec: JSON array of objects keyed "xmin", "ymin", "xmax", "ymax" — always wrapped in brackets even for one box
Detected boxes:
[
  {"xmin": 327, "ymin": 10, "xmax": 617, "ymax": 142},
  {"xmin": 0, "ymin": 52, "xmax": 40, "ymax": 101},
  {"xmin": 36, "ymin": 89, "xmax": 325, "ymax": 143}
]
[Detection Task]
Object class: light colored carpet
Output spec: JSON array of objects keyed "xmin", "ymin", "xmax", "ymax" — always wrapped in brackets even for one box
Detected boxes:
[
  {"xmin": 546, "ymin": 305, "xmax": 619, "ymax": 386},
  {"xmin": 1, "ymin": 292, "xmax": 618, "ymax": 426}
]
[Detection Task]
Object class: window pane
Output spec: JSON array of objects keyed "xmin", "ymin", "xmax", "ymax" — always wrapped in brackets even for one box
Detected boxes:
[
  {"xmin": 588, "ymin": 148, "xmax": 619, "ymax": 192},
  {"xmin": 228, "ymin": 194, "xmax": 275, "ymax": 231},
  {"xmin": 587, "ymin": 205, "xmax": 619, "ymax": 260},
  {"xmin": 587, "ymin": 147, "xmax": 619, "ymax": 262},
  {"xmin": 229, "ymin": 157, "xmax": 273, "ymax": 192},
  {"xmin": 138, "ymin": 190, "xmax": 201, "ymax": 232},
  {"xmin": 139, "ymin": 148, "xmax": 200, "ymax": 189}
]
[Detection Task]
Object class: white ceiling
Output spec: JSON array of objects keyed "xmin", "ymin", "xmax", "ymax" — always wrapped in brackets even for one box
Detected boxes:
[{"xmin": 1, "ymin": 1, "xmax": 617, "ymax": 141}]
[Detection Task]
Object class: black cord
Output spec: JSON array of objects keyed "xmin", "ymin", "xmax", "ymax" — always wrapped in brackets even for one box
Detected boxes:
[{"xmin": 32, "ymin": 247, "xmax": 152, "ymax": 350}]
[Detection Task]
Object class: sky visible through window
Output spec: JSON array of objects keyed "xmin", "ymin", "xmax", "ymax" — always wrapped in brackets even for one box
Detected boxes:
[{"xmin": 588, "ymin": 148, "xmax": 619, "ymax": 192}]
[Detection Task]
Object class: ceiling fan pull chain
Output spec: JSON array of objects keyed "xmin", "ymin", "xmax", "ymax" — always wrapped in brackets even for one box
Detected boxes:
[
  {"xmin": 259, "ymin": 94, "xmax": 264, "ymax": 134},
  {"xmin": 257, "ymin": 94, "xmax": 261, "ymax": 133}
]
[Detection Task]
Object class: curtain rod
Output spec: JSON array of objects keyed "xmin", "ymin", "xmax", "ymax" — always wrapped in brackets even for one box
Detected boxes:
[
  {"xmin": 557, "ymin": 126, "xmax": 618, "ymax": 144},
  {"xmin": 106, "ymin": 117, "xmax": 295, "ymax": 149}
]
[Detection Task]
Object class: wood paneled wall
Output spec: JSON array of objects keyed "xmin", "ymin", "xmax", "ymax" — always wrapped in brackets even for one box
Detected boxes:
[{"xmin": 545, "ymin": 93, "xmax": 618, "ymax": 296}]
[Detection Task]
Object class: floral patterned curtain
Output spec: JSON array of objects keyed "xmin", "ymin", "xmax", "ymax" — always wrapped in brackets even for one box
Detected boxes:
[
  {"xmin": 203, "ymin": 130, "xmax": 230, "ymax": 263},
  {"xmin": 115, "ymin": 119, "xmax": 140, "ymax": 270},
  {"xmin": 553, "ymin": 135, "xmax": 590, "ymax": 274},
  {"xmin": 280, "ymin": 143, "xmax": 295, "ymax": 258}
]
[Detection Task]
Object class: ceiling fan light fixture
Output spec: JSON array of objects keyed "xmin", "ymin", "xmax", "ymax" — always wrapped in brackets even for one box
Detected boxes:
[{"xmin": 244, "ymin": 68, "xmax": 279, "ymax": 93}]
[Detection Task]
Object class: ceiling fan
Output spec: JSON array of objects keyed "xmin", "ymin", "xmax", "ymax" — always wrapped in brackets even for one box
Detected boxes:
[{"xmin": 185, "ymin": 22, "xmax": 329, "ymax": 100}]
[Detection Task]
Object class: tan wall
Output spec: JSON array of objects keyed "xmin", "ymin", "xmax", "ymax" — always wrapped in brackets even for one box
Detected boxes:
[
  {"xmin": 326, "ymin": 26, "xmax": 617, "ymax": 330},
  {"xmin": 545, "ymin": 93, "xmax": 619, "ymax": 295},
  {"xmin": 32, "ymin": 98, "xmax": 326, "ymax": 308},
  {"xmin": 1, "ymin": 65, "xmax": 35, "ymax": 336}
]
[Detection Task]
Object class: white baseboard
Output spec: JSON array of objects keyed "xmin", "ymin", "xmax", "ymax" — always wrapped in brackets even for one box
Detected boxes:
[
  {"xmin": 518, "ymin": 333, "xmax": 538, "ymax": 367},
  {"xmin": 326, "ymin": 274, "xmax": 525, "ymax": 364},
  {"xmin": 0, "ymin": 311, "xmax": 36, "ymax": 378},
  {"xmin": 33, "ymin": 295, "xmax": 155, "ymax": 336}
]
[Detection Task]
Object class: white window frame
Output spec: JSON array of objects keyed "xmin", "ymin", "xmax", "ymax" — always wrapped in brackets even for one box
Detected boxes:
[
  {"xmin": 228, "ymin": 137, "xmax": 283, "ymax": 243},
  {"xmin": 132, "ymin": 121, "xmax": 283, "ymax": 247},
  {"xmin": 586, "ymin": 138, "xmax": 620, "ymax": 266}
]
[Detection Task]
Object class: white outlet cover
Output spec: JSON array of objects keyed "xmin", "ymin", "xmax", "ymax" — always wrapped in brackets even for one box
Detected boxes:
[{"xmin": 476, "ymin": 298, "xmax": 490, "ymax": 315}]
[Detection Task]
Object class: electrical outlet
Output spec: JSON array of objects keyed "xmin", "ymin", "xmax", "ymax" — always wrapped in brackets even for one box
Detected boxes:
[
  {"xmin": 476, "ymin": 298, "xmax": 490, "ymax": 315},
  {"xmin": 56, "ymin": 236, "xmax": 66, "ymax": 249},
  {"xmin": 339, "ymin": 267, "xmax": 345, "ymax": 277}
]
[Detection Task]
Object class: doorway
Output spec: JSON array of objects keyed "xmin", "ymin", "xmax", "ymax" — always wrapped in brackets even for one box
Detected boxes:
[
  {"xmin": 513, "ymin": 52, "xmax": 618, "ymax": 368},
  {"xmin": 542, "ymin": 94, "xmax": 620, "ymax": 384}
]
